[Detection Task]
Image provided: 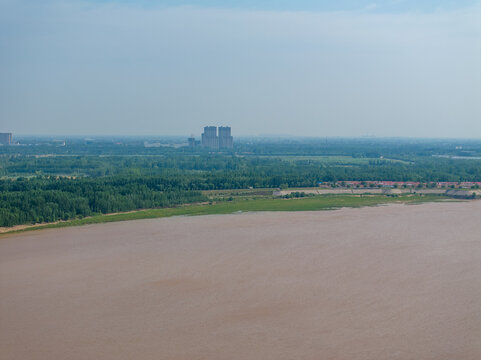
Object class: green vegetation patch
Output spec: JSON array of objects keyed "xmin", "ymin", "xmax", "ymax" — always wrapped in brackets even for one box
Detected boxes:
[
  {"xmin": 255, "ymin": 155, "xmax": 411, "ymax": 165},
  {"xmin": 2, "ymin": 194, "xmax": 451, "ymax": 235}
]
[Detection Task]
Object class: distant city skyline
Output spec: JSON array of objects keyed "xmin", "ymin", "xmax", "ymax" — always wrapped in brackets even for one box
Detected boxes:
[{"xmin": 1, "ymin": 0, "xmax": 480, "ymax": 138}]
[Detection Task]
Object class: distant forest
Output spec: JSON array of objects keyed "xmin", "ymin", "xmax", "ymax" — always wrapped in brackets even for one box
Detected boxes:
[{"xmin": 1, "ymin": 138, "xmax": 480, "ymax": 227}]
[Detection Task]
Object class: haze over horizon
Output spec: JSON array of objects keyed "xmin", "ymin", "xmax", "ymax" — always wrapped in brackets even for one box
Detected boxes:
[{"xmin": 1, "ymin": 0, "xmax": 480, "ymax": 138}]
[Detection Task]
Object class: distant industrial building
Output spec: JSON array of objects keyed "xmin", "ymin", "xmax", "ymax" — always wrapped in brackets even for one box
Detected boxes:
[
  {"xmin": 0, "ymin": 133, "xmax": 12, "ymax": 145},
  {"xmin": 445, "ymin": 189, "xmax": 476, "ymax": 199},
  {"xmin": 188, "ymin": 135, "xmax": 201, "ymax": 149},
  {"xmin": 189, "ymin": 126, "xmax": 233, "ymax": 150}
]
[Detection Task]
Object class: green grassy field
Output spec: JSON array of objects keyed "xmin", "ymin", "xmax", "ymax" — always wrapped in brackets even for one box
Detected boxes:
[
  {"xmin": 1, "ymin": 194, "xmax": 452, "ymax": 235},
  {"xmin": 254, "ymin": 155, "xmax": 411, "ymax": 165}
]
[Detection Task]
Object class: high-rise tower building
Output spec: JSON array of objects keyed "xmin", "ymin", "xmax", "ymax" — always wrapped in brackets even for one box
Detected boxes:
[
  {"xmin": 199, "ymin": 126, "xmax": 234, "ymax": 150},
  {"xmin": 0, "ymin": 133, "xmax": 12, "ymax": 145},
  {"xmin": 218, "ymin": 126, "xmax": 233, "ymax": 149},
  {"xmin": 201, "ymin": 126, "xmax": 219, "ymax": 149}
]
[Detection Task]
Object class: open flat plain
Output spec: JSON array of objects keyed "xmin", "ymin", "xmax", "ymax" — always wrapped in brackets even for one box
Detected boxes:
[{"xmin": 1, "ymin": 201, "xmax": 481, "ymax": 360}]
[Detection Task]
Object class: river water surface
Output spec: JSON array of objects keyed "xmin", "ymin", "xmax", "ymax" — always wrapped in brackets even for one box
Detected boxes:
[{"xmin": 1, "ymin": 201, "xmax": 481, "ymax": 359}]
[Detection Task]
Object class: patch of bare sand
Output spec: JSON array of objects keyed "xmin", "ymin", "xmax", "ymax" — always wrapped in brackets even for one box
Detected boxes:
[
  {"xmin": 0, "ymin": 221, "xmax": 63, "ymax": 234},
  {"xmin": 1, "ymin": 201, "xmax": 481, "ymax": 360},
  {"xmin": 0, "ymin": 210, "xmax": 145, "ymax": 234}
]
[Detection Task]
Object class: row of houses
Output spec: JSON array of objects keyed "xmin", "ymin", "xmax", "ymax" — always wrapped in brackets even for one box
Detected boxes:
[{"xmin": 329, "ymin": 181, "xmax": 481, "ymax": 189}]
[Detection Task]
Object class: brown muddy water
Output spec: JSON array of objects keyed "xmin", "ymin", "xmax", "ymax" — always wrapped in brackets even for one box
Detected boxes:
[{"xmin": 1, "ymin": 201, "xmax": 481, "ymax": 360}]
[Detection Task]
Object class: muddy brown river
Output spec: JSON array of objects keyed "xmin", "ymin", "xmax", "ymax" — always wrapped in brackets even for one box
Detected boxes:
[{"xmin": 1, "ymin": 201, "xmax": 481, "ymax": 359}]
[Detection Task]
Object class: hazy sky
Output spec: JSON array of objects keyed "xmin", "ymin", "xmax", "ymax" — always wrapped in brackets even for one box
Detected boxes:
[{"xmin": 1, "ymin": 0, "xmax": 480, "ymax": 137}]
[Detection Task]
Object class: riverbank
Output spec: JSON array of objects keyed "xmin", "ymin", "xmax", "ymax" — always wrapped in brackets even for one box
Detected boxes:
[{"xmin": 0, "ymin": 194, "xmax": 453, "ymax": 235}]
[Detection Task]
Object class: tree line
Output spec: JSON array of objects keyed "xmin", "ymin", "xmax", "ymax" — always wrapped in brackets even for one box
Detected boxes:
[
  {"xmin": 0, "ymin": 177, "xmax": 205, "ymax": 227},
  {"xmin": 1, "ymin": 146, "xmax": 481, "ymax": 227}
]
